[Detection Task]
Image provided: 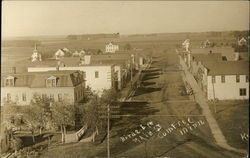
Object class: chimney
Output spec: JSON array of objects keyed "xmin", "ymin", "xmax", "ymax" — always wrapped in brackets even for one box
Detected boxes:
[
  {"xmin": 234, "ymin": 52, "xmax": 240, "ymax": 61},
  {"xmin": 11, "ymin": 67, "xmax": 16, "ymax": 74},
  {"xmin": 56, "ymin": 61, "xmax": 60, "ymax": 71}
]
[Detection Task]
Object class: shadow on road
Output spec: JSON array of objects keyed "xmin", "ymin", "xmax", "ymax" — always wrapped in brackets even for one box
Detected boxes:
[{"xmin": 134, "ymin": 87, "xmax": 161, "ymax": 96}]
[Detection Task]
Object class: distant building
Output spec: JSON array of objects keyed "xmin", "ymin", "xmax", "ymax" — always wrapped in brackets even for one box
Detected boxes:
[
  {"xmin": 105, "ymin": 42, "xmax": 119, "ymax": 53},
  {"xmin": 182, "ymin": 39, "xmax": 191, "ymax": 52},
  {"xmin": 55, "ymin": 49, "xmax": 66, "ymax": 60},
  {"xmin": 1, "ymin": 70, "xmax": 85, "ymax": 106},
  {"xmin": 201, "ymin": 39, "xmax": 211, "ymax": 48},
  {"xmin": 31, "ymin": 44, "xmax": 42, "ymax": 62},
  {"xmin": 238, "ymin": 37, "xmax": 247, "ymax": 46},
  {"xmin": 72, "ymin": 50, "xmax": 86, "ymax": 57}
]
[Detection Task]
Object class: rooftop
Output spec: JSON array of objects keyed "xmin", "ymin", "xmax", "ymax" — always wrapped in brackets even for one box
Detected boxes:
[
  {"xmin": 1, "ymin": 70, "xmax": 84, "ymax": 88},
  {"xmin": 203, "ymin": 61, "xmax": 249, "ymax": 76},
  {"xmin": 191, "ymin": 53, "xmax": 222, "ymax": 62}
]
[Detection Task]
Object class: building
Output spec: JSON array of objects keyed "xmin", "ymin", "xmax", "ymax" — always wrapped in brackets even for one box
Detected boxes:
[
  {"xmin": 179, "ymin": 46, "xmax": 249, "ymax": 100},
  {"xmin": 55, "ymin": 49, "xmax": 66, "ymax": 60},
  {"xmin": 90, "ymin": 55, "xmax": 133, "ymax": 90},
  {"xmin": 1, "ymin": 70, "xmax": 85, "ymax": 106},
  {"xmin": 27, "ymin": 58, "xmax": 116, "ymax": 94},
  {"xmin": 31, "ymin": 45, "xmax": 42, "ymax": 62},
  {"xmin": 201, "ymin": 61, "xmax": 249, "ymax": 100},
  {"xmin": 189, "ymin": 52, "xmax": 223, "ymax": 75},
  {"xmin": 105, "ymin": 42, "xmax": 119, "ymax": 53},
  {"xmin": 238, "ymin": 37, "xmax": 247, "ymax": 46}
]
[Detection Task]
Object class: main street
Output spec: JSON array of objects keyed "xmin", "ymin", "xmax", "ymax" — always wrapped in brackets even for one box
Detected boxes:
[{"xmin": 106, "ymin": 48, "xmax": 246, "ymax": 158}]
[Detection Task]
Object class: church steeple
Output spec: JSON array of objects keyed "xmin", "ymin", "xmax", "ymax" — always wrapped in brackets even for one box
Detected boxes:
[{"xmin": 31, "ymin": 44, "xmax": 42, "ymax": 62}]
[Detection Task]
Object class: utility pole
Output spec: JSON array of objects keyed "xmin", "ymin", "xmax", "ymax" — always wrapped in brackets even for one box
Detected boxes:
[
  {"xmin": 107, "ymin": 104, "xmax": 110, "ymax": 158},
  {"xmin": 130, "ymin": 63, "xmax": 133, "ymax": 82}
]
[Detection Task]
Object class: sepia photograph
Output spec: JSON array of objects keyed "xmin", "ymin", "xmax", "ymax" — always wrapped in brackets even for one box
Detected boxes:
[{"xmin": 1, "ymin": 1, "xmax": 249, "ymax": 158}]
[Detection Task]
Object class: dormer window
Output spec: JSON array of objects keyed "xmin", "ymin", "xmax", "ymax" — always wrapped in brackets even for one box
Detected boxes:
[
  {"xmin": 5, "ymin": 76, "xmax": 15, "ymax": 87},
  {"xmin": 46, "ymin": 76, "xmax": 57, "ymax": 87}
]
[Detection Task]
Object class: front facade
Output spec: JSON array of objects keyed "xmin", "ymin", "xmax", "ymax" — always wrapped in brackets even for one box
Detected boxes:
[
  {"xmin": 198, "ymin": 61, "xmax": 249, "ymax": 100},
  {"xmin": 105, "ymin": 42, "xmax": 119, "ymax": 53},
  {"xmin": 28, "ymin": 65, "xmax": 115, "ymax": 94},
  {"xmin": 207, "ymin": 74, "xmax": 249, "ymax": 100},
  {"xmin": 55, "ymin": 49, "xmax": 66, "ymax": 60},
  {"xmin": 1, "ymin": 71, "xmax": 85, "ymax": 106}
]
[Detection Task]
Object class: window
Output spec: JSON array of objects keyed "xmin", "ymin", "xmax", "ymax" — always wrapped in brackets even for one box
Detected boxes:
[
  {"xmin": 46, "ymin": 77, "xmax": 57, "ymax": 87},
  {"xmin": 75, "ymin": 92, "xmax": 78, "ymax": 101},
  {"xmin": 7, "ymin": 93, "xmax": 11, "ymax": 102},
  {"xmin": 246, "ymin": 75, "xmax": 249, "ymax": 82},
  {"xmin": 236, "ymin": 75, "xmax": 240, "ymax": 83},
  {"xmin": 239, "ymin": 88, "xmax": 247, "ymax": 96},
  {"xmin": 95, "ymin": 71, "xmax": 99, "ymax": 78},
  {"xmin": 221, "ymin": 75, "xmax": 225, "ymax": 83},
  {"xmin": 212, "ymin": 76, "xmax": 216, "ymax": 83},
  {"xmin": 22, "ymin": 93, "xmax": 26, "ymax": 101},
  {"xmin": 5, "ymin": 78, "xmax": 14, "ymax": 87},
  {"xmin": 58, "ymin": 93, "xmax": 62, "ymax": 102},
  {"xmin": 50, "ymin": 94, "xmax": 54, "ymax": 101}
]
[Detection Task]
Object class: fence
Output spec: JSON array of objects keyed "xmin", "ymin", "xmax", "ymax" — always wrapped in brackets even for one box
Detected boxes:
[{"xmin": 64, "ymin": 124, "xmax": 87, "ymax": 143}]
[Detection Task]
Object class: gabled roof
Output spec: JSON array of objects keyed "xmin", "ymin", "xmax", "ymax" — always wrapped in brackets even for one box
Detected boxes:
[
  {"xmin": 1, "ymin": 71, "xmax": 84, "ymax": 88},
  {"xmin": 60, "ymin": 57, "xmax": 81, "ymax": 66},
  {"xmin": 203, "ymin": 61, "xmax": 249, "ymax": 76},
  {"xmin": 107, "ymin": 41, "xmax": 118, "ymax": 45},
  {"xmin": 191, "ymin": 53, "xmax": 222, "ymax": 62}
]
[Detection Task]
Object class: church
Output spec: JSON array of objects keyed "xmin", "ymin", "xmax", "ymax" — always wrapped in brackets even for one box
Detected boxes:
[{"xmin": 31, "ymin": 44, "xmax": 42, "ymax": 62}]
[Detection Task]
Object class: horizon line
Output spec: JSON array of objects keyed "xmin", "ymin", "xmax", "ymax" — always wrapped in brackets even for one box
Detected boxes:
[{"xmin": 2, "ymin": 29, "xmax": 249, "ymax": 40}]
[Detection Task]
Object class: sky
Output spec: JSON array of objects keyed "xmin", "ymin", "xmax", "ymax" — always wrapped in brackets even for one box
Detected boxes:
[{"xmin": 2, "ymin": 1, "xmax": 249, "ymax": 38}]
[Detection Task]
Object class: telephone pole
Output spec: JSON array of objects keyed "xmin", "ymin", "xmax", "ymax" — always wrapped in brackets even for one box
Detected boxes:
[{"xmin": 107, "ymin": 104, "xmax": 110, "ymax": 158}]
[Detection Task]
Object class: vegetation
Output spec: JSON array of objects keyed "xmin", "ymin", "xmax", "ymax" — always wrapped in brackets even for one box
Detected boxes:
[
  {"xmin": 50, "ymin": 101, "xmax": 76, "ymax": 143},
  {"xmin": 124, "ymin": 43, "xmax": 132, "ymax": 51}
]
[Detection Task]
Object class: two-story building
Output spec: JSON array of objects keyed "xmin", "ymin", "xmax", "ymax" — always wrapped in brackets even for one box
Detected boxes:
[
  {"xmin": 105, "ymin": 42, "xmax": 119, "ymax": 53},
  {"xmin": 1, "ymin": 70, "xmax": 85, "ymax": 106},
  {"xmin": 196, "ymin": 61, "xmax": 249, "ymax": 100},
  {"xmin": 27, "ymin": 57, "xmax": 116, "ymax": 94}
]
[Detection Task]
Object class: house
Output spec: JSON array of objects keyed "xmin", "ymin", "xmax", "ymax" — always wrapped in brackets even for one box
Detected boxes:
[
  {"xmin": 238, "ymin": 37, "xmax": 247, "ymax": 46},
  {"xmin": 72, "ymin": 50, "xmax": 86, "ymax": 57},
  {"xmin": 194, "ymin": 61, "xmax": 249, "ymax": 100},
  {"xmin": 1, "ymin": 70, "xmax": 85, "ymax": 106},
  {"xmin": 201, "ymin": 39, "xmax": 211, "ymax": 48},
  {"xmin": 55, "ymin": 49, "xmax": 66, "ymax": 60},
  {"xmin": 105, "ymin": 42, "xmax": 119, "ymax": 53},
  {"xmin": 90, "ymin": 55, "xmax": 132, "ymax": 90}
]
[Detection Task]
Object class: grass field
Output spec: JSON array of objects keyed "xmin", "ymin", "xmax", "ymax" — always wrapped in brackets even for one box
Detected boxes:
[{"xmin": 208, "ymin": 100, "xmax": 249, "ymax": 150}]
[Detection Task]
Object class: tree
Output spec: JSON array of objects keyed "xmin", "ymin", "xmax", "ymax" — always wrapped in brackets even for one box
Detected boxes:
[
  {"xmin": 23, "ymin": 105, "xmax": 46, "ymax": 143},
  {"xmin": 124, "ymin": 43, "xmax": 132, "ymax": 51},
  {"xmin": 22, "ymin": 94, "xmax": 52, "ymax": 142},
  {"xmin": 50, "ymin": 101, "xmax": 76, "ymax": 143},
  {"xmin": 97, "ymin": 49, "xmax": 103, "ymax": 54},
  {"xmin": 81, "ymin": 88, "xmax": 119, "ymax": 136}
]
